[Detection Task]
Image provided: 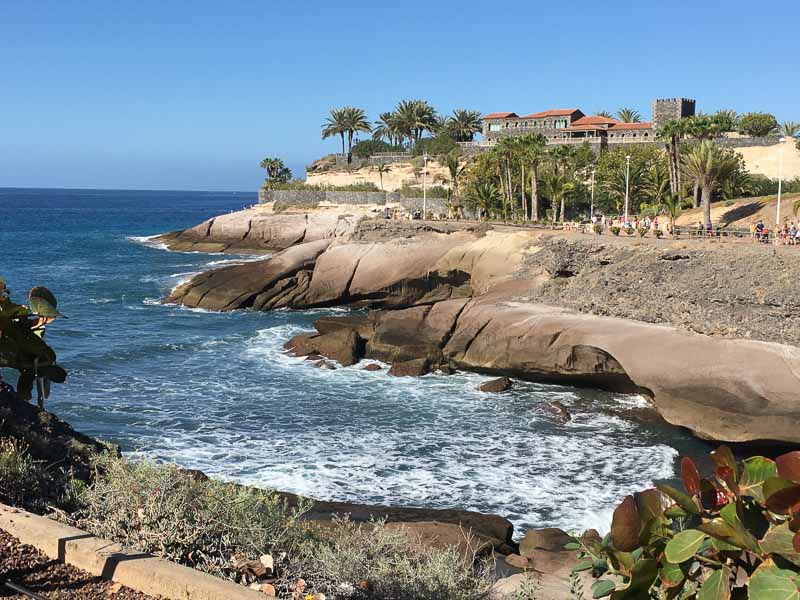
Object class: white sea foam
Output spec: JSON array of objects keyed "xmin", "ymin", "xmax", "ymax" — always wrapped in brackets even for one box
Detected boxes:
[{"xmin": 127, "ymin": 234, "xmax": 169, "ymax": 251}]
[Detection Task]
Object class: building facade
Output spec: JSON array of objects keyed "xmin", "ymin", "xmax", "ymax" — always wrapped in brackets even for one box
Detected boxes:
[{"xmin": 479, "ymin": 98, "xmax": 695, "ymax": 149}]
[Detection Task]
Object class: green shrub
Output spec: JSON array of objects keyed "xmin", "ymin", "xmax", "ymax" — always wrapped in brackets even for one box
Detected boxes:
[
  {"xmin": 624, "ymin": 226, "xmax": 635, "ymax": 236},
  {"xmin": 571, "ymin": 445, "xmax": 800, "ymax": 599},
  {"xmin": 397, "ymin": 183, "xmax": 449, "ymax": 199},
  {"xmin": 592, "ymin": 223, "xmax": 603, "ymax": 234},
  {"xmin": 270, "ymin": 181, "xmax": 381, "ymax": 192},
  {"xmin": 352, "ymin": 140, "xmax": 404, "ymax": 158},
  {"xmin": 654, "ymin": 229, "xmax": 664, "ymax": 238},
  {"xmin": 636, "ymin": 226, "xmax": 648, "ymax": 237},
  {"xmin": 610, "ymin": 226, "xmax": 621, "ymax": 236},
  {"xmin": 738, "ymin": 112, "xmax": 779, "ymax": 137},
  {"xmin": 75, "ymin": 455, "xmax": 312, "ymax": 582},
  {"xmin": 287, "ymin": 515, "xmax": 494, "ymax": 600}
]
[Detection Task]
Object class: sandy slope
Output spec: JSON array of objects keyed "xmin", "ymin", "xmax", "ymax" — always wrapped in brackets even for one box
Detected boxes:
[
  {"xmin": 306, "ymin": 161, "xmax": 451, "ymax": 192},
  {"xmin": 735, "ymin": 139, "xmax": 800, "ymax": 179},
  {"xmin": 675, "ymin": 192, "xmax": 800, "ymax": 227}
]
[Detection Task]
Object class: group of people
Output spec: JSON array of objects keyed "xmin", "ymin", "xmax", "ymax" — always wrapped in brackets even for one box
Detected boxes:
[
  {"xmin": 774, "ymin": 221, "xmax": 800, "ymax": 245},
  {"xmin": 585, "ymin": 214, "xmax": 665, "ymax": 234}
]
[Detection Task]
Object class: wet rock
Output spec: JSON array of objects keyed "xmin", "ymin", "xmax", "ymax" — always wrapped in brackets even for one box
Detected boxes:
[
  {"xmin": 479, "ymin": 377, "xmax": 512, "ymax": 393},
  {"xmin": 548, "ymin": 401, "xmax": 572, "ymax": 423},
  {"xmin": 313, "ymin": 360, "xmax": 336, "ymax": 370},
  {"xmin": 437, "ymin": 364, "xmax": 456, "ymax": 375},
  {"xmin": 388, "ymin": 358, "xmax": 431, "ymax": 377},
  {"xmin": 362, "ymin": 363, "xmax": 382, "ymax": 371},
  {"xmin": 286, "ymin": 329, "xmax": 364, "ymax": 367}
]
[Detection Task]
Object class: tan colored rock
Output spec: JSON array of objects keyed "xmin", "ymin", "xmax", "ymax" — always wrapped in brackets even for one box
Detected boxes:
[
  {"xmin": 519, "ymin": 528, "xmax": 574, "ymax": 556},
  {"xmin": 384, "ymin": 521, "xmax": 505, "ymax": 559},
  {"xmin": 504, "ymin": 553, "xmax": 531, "ymax": 569}
]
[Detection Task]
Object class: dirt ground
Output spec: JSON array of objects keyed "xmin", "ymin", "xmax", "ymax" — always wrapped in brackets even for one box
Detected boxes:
[{"xmin": 0, "ymin": 528, "xmax": 158, "ymax": 600}]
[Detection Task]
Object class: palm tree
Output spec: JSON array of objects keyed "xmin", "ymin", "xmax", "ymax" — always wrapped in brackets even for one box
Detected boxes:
[
  {"xmin": 681, "ymin": 140, "xmax": 739, "ymax": 227},
  {"xmin": 542, "ymin": 168, "xmax": 575, "ymax": 223},
  {"xmin": 259, "ymin": 157, "xmax": 292, "ymax": 188},
  {"xmin": 519, "ymin": 133, "xmax": 547, "ymax": 221},
  {"xmin": 617, "ymin": 108, "xmax": 642, "ymax": 123},
  {"xmin": 602, "ymin": 155, "xmax": 647, "ymax": 215},
  {"xmin": 712, "ymin": 109, "xmax": 739, "ymax": 132},
  {"xmin": 658, "ymin": 119, "xmax": 687, "ymax": 196},
  {"xmin": 373, "ymin": 112, "xmax": 402, "ymax": 146},
  {"xmin": 663, "ymin": 193, "xmax": 682, "ymax": 237},
  {"xmin": 468, "ymin": 182, "xmax": 500, "ymax": 221},
  {"xmin": 644, "ymin": 161, "xmax": 670, "ymax": 209},
  {"xmin": 720, "ymin": 169, "xmax": 753, "ymax": 201},
  {"xmin": 321, "ymin": 108, "xmax": 348, "ymax": 155},
  {"xmin": 432, "ymin": 114, "xmax": 450, "ymax": 137},
  {"xmin": 445, "ymin": 153, "xmax": 467, "ymax": 218},
  {"xmin": 448, "ymin": 109, "xmax": 483, "ymax": 142},
  {"xmin": 395, "ymin": 100, "xmax": 437, "ymax": 148},
  {"xmin": 373, "ymin": 163, "xmax": 389, "ymax": 190},
  {"xmin": 782, "ymin": 121, "xmax": 800, "ymax": 137},
  {"xmin": 684, "ymin": 114, "xmax": 723, "ymax": 140},
  {"xmin": 341, "ymin": 107, "xmax": 372, "ymax": 162}
]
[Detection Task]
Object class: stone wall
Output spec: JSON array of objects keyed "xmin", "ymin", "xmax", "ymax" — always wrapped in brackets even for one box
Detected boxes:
[
  {"xmin": 715, "ymin": 136, "xmax": 784, "ymax": 148},
  {"xmin": 259, "ymin": 189, "xmax": 387, "ymax": 207},
  {"xmin": 651, "ymin": 98, "xmax": 696, "ymax": 130}
]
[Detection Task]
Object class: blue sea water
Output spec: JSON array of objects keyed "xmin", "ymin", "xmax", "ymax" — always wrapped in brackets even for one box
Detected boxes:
[{"xmin": 0, "ymin": 188, "xmax": 712, "ymax": 534}]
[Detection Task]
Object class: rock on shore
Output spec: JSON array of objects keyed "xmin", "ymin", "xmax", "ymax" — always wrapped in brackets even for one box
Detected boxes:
[{"xmin": 161, "ymin": 211, "xmax": 800, "ymax": 445}]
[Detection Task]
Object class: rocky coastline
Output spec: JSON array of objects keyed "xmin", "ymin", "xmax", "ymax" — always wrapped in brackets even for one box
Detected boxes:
[{"xmin": 162, "ymin": 209, "xmax": 800, "ymax": 446}]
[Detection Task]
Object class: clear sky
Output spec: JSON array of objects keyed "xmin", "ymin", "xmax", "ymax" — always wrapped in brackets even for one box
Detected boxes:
[{"xmin": 2, "ymin": 0, "xmax": 798, "ymax": 191}]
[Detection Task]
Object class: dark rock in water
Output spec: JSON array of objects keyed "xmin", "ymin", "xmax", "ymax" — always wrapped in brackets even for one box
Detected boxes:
[
  {"xmin": 388, "ymin": 358, "xmax": 431, "ymax": 377},
  {"xmin": 313, "ymin": 360, "xmax": 337, "ymax": 370},
  {"xmin": 549, "ymin": 400, "xmax": 572, "ymax": 422},
  {"xmin": 304, "ymin": 353, "xmax": 323, "ymax": 361},
  {"xmin": 437, "ymin": 364, "xmax": 456, "ymax": 375},
  {"xmin": 285, "ymin": 329, "xmax": 365, "ymax": 367},
  {"xmin": 362, "ymin": 363, "xmax": 383, "ymax": 371},
  {"xmin": 480, "ymin": 377, "xmax": 512, "ymax": 393}
]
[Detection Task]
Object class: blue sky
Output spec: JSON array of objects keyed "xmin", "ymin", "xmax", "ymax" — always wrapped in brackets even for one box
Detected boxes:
[{"xmin": 1, "ymin": 0, "xmax": 798, "ymax": 191}]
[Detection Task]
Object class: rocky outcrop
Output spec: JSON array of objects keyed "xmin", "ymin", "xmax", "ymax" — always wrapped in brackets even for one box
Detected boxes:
[
  {"xmin": 479, "ymin": 377, "xmax": 512, "ymax": 393},
  {"xmin": 156, "ymin": 210, "xmax": 362, "ymax": 254},
  {"xmin": 289, "ymin": 300, "xmax": 800, "ymax": 445}
]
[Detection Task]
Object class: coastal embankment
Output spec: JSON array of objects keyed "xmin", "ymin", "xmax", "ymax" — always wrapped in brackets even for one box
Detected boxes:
[{"xmin": 160, "ymin": 208, "xmax": 800, "ymax": 446}]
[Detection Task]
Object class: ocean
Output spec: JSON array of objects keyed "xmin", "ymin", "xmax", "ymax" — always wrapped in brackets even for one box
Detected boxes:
[{"xmin": 0, "ymin": 187, "xmax": 712, "ymax": 534}]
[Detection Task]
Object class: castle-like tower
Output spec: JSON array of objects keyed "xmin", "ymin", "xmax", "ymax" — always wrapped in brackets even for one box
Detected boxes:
[{"xmin": 652, "ymin": 98, "xmax": 696, "ymax": 130}]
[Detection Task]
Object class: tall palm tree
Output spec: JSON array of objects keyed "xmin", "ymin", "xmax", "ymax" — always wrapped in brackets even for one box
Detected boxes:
[
  {"xmin": 448, "ymin": 109, "xmax": 483, "ymax": 142},
  {"xmin": 341, "ymin": 107, "xmax": 372, "ymax": 161},
  {"xmin": 496, "ymin": 136, "xmax": 524, "ymax": 220},
  {"xmin": 684, "ymin": 114, "xmax": 723, "ymax": 140},
  {"xmin": 617, "ymin": 108, "xmax": 642, "ymax": 123},
  {"xmin": 518, "ymin": 133, "xmax": 547, "ymax": 221},
  {"xmin": 595, "ymin": 110, "xmax": 614, "ymax": 118},
  {"xmin": 782, "ymin": 121, "xmax": 800, "ymax": 137},
  {"xmin": 681, "ymin": 140, "xmax": 739, "ymax": 227},
  {"xmin": 720, "ymin": 169, "xmax": 753, "ymax": 201},
  {"xmin": 602, "ymin": 155, "xmax": 647, "ymax": 215},
  {"xmin": 712, "ymin": 109, "xmax": 739, "ymax": 132},
  {"xmin": 395, "ymin": 100, "xmax": 437, "ymax": 148},
  {"xmin": 658, "ymin": 119, "xmax": 687, "ymax": 196},
  {"xmin": 321, "ymin": 108, "xmax": 348, "ymax": 155},
  {"xmin": 468, "ymin": 182, "xmax": 500, "ymax": 221}
]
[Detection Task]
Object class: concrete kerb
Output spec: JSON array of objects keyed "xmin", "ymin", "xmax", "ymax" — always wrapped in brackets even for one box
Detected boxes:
[{"xmin": 0, "ymin": 503, "xmax": 272, "ymax": 600}]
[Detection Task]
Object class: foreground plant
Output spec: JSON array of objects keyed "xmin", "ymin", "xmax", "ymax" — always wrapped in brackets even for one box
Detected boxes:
[
  {"xmin": 0, "ymin": 279, "xmax": 67, "ymax": 407},
  {"xmin": 570, "ymin": 446, "xmax": 800, "ymax": 598}
]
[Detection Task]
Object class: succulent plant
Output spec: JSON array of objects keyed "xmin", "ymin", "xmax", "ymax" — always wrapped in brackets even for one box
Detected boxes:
[
  {"xmin": 569, "ymin": 446, "xmax": 800, "ymax": 599},
  {"xmin": 0, "ymin": 280, "xmax": 66, "ymax": 408}
]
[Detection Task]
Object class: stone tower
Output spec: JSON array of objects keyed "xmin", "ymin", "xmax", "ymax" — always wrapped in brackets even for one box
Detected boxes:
[{"xmin": 652, "ymin": 98, "xmax": 696, "ymax": 130}]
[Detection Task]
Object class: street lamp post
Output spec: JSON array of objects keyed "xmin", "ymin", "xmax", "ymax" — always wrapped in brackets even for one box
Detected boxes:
[
  {"xmin": 590, "ymin": 168, "xmax": 596, "ymax": 222},
  {"xmin": 624, "ymin": 155, "xmax": 631, "ymax": 223},
  {"xmin": 423, "ymin": 153, "xmax": 429, "ymax": 220},
  {"xmin": 776, "ymin": 137, "xmax": 787, "ymax": 232}
]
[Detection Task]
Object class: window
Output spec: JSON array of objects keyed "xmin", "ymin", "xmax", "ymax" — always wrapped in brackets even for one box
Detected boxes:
[{"xmin": 489, "ymin": 123, "xmax": 501, "ymax": 132}]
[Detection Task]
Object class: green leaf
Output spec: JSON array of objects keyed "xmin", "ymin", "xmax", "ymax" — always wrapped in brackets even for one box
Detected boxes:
[
  {"xmin": 740, "ymin": 457, "xmax": 778, "ymax": 502},
  {"xmin": 659, "ymin": 561, "xmax": 686, "ymax": 588},
  {"xmin": 657, "ymin": 483, "xmax": 701, "ymax": 516},
  {"xmin": 573, "ymin": 560, "xmax": 593, "ymax": 572},
  {"xmin": 665, "ymin": 505, "xmax": 688, "ymax": 519},
  {"xmin": 697, "ymin": 518, "xmax": 759, "ymax": 552},
  {"xmin": 748, "ymin": 560, "xmax": 800, "ymax": 600},
  {"xmin": 697, "ymin": 567, "xmax": 731, "ymax": 600},
  {"xmin": 611, "ymin": 495, "xmax": 641, "ymax": 552},
  {"xmin": 761, "ymin": 523, "xmax": 800, "ymax": 567},
  {"xmin": 591, "ymin": 580, "xmax": 617, "ymax": 598},
  {"xmin": 665, "ymin": 529, "xmax": 707, "ymax": 564},
  {"xmin": 610, "ymin": 559, "xmax": 658, "ymax": 600},
  {"xmin": 564, "ymin": 542, "xmax": 580, "ymax": 550}
]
